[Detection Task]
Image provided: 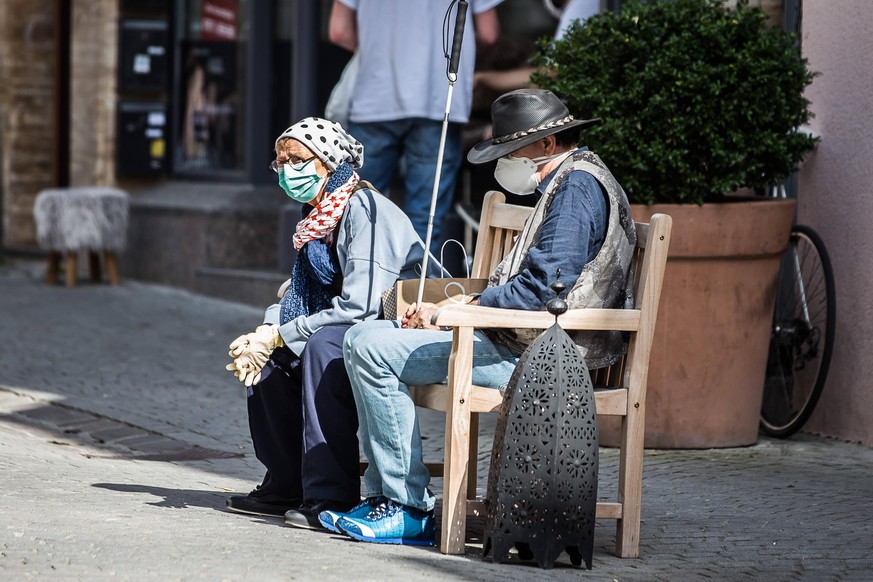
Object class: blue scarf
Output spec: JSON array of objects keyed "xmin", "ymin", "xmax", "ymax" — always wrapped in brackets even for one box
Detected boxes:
[{"xmin": 279, "ymin": 163, "xmax": 353, "ymax": 325}]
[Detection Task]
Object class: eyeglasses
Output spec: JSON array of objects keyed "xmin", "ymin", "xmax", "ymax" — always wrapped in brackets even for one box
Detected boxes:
[{"xmin": 270, "ymin": 156, "xmax": 316, "ymax": 173}]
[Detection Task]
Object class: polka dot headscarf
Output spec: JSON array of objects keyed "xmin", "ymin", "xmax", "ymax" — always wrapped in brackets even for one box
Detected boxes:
[{"xmin": 275, "ymin": 117, "xmax": 364, "ymax": 172}]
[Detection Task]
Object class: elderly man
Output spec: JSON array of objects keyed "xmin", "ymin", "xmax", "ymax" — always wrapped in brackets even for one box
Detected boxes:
[{"xmin": 324, "ymin": 89, "xmax": 637, "ymax": 546}]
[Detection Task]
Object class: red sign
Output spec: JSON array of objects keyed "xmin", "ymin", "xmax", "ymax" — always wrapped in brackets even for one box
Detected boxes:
[{"xmin": 200, "ymin": 0, "xmax": 237, "ymax": 41}]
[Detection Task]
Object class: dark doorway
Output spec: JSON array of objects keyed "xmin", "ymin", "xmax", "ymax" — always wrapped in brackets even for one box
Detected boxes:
[{"xmin": 55, "ymin": 0, "xmax": 71, "ymax": 188}]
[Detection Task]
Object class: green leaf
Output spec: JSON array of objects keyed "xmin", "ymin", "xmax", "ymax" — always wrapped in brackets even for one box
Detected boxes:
[{"xmin": 533, "ymin": 0, "xmax": 820, "ymax": 205}]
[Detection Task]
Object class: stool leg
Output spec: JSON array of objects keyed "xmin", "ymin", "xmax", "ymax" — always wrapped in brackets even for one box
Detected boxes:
[
  {"xmin": 64, "ymin": 252, "xmax": 77, "ymax": 288},
  {"xmin": 89, "ymin": 251, "xmax": 102, "ymax": 283},
  {"xmin": 105, "ymin": 252, "xmax": 119, "ymax": 285},
  {"xmin": 47, "ymin": 252, "xmax": 61, "ymax": 285}
]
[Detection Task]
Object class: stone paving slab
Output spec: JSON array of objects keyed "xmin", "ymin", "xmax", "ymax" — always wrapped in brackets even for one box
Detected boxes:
[{"xmin": 3, "ymin": 258, "xmax": 873, "ymax": 580}]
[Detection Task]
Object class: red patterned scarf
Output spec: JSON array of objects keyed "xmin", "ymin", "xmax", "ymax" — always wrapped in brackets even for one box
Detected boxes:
[{"xmin": 292, "ymin": 170, "xmax": 359, "ymax": 251}]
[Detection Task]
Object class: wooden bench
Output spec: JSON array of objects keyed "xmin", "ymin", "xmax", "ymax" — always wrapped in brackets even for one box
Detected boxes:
[{"xmin": 407, "ymin": 190, "xmax": 672, "ymax": 557}]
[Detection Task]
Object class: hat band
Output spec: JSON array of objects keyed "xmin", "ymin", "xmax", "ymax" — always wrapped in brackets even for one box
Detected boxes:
[{"xmin": 491, "ymin": 115, "xmax": 575, "ymax": 145}]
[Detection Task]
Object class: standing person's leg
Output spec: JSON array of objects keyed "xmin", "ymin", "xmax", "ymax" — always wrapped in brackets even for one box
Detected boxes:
[
  {"xmin": 332, "ymin": 320, "xmax": 518, "ymax": 544},
  {"xmin": 403, "ymin": 119, "xmax": 463, "ymax": 246},
  {"xmin": 227, "ymin": 348, "xmax": 304, "ymax": 517},
  {"xmin": 285, "ymin": 325, "xmax": 361, "ymax": 530},
  {"xmin": 346, "ymin": 120, "xmax": 404, "ymax": 195}
]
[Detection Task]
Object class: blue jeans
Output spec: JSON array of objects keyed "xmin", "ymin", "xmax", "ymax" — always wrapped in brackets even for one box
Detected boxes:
[
  {"xmin": 342, "ymin": 320, "xmax": 519, "ymax": 512},
  {"xmin": 347, "ymin": 119, "xmax": 462, "ymax": 247}
]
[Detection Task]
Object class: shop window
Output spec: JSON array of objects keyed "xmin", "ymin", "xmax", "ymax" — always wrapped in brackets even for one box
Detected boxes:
[{"xmin": 174, "ymin": 0, "xmax": 248, "ymax": 174}]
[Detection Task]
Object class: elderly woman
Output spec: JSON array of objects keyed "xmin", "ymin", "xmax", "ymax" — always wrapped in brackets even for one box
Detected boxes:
[{"xmin": 225, "ymin": 117, "xmax": 440, "ymax": 530}]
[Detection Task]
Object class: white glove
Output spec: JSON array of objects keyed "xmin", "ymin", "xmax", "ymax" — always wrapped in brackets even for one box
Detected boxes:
[
  {"xmin": 230, "ymin": 353, "xmax": 263, "ymax": 387},
  {"xmin": 225, "ymin": 332, "xmax": 249, "ymax": 380},
  {"xmin": 227, "ymin": 332, "xmax": 249, "ymax": 360},
  {"xmin": 224, "ymin": 348, "xmax": 265, "ymax": 386},
  {"xmin": 277, "ymin": 278, "xmax": 292, "ymax": 299},
  {"xmin": 225, "ymin": 325, "xmax": 284, "ymax": 387}
]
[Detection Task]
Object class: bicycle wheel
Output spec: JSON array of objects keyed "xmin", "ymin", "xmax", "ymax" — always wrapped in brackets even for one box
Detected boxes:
[{"xmin": 761, "ymin": 225, "xmax": 835, "ymax": 438}]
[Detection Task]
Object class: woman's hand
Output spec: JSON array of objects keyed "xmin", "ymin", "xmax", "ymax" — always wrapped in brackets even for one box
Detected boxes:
[{"xmin": 401, "ymin": 302, "xmax": 441, "ymax": 330}]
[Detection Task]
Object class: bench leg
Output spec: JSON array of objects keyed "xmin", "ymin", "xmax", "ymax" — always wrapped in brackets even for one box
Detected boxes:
[
  {"xmin": 467, "ymin": 413, "xmax": 479, "ymax": 500},
  {"xmin": 440, "ymin": 327, "xmax": 474, "ymax": 555},
  {"xmin": 89, "ymin": 252, "xmax": 102, "ymax": 283},
  {"xmin": 64, "ymin": 252, "xmax": 77, "ymax": 288},
  {"xmin": 615, "ymin": 406, "xmax": 644, "ymax": 558},
  {"xmin": 105, "ymin": 252, "xmax": 119, "ymax": 285},
  {"xmin": 46, "ymin": 252, "xmax": 61, "ymax": 285}
]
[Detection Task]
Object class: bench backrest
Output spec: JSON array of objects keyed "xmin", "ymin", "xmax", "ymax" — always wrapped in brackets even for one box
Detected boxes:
[{"xmin": 472, "ymin": 190, "xmax": 665, "ymax": 388}]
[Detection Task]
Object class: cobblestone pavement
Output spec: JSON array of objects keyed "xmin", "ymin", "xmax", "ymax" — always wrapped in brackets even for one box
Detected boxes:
[{"xmin": 2, "ymin": 258, "xmax": 872, "ymax": 580}]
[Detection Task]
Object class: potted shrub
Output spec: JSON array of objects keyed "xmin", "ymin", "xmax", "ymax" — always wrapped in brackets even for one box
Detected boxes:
[{"xmin": 532, "ymin": 0, "xmax": 819, "ymax": 447}]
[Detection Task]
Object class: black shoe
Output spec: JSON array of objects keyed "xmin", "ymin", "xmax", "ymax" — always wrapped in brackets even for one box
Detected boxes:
[
  {"xmin": 226, "ymin": 490, "xmax": 302, "ymax": 518},
  {"xmin": 284, "ymin": 499, "xmax": 356, "ymax": 530}
]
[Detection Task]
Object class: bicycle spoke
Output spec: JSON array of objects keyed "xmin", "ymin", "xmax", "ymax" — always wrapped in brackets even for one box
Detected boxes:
[
  {"xmin": 761, "ymin": 225, "xmax": 835, "ymax": 438},
  {"xmin": 771, "ymin": 345, "xmax": 795, "ymax": 423}
]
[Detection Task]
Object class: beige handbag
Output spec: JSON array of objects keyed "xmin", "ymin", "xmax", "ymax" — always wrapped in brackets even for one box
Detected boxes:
[{"xmin": 381, "ymin": 278, "xmax": 488, "ymax": 320}]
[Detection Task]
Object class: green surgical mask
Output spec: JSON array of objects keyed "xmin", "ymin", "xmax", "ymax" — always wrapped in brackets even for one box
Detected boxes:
[{"xmin": 278, "ymin": 158, "xmax": 327, "ymax": 203}]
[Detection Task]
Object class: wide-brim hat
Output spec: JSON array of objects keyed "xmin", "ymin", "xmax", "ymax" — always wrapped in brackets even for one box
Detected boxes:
[{"xmin": 467, "ymin": 89, "xmax": 602, "ymax": 164}]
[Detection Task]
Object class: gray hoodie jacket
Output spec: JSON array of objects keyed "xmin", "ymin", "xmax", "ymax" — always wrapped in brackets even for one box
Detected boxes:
[{"xmin": 264, "ymin": 187, "xmax": 441, "ymax": 355}]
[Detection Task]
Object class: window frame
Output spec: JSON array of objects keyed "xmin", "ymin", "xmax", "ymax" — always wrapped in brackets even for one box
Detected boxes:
[{"xmin": 169, "ymin": 0, "xmax": 274, "ymax": 184}]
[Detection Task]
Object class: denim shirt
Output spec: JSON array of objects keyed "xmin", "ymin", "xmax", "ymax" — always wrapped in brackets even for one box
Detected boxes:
[{"xmin": 478, "ymin": 158, "xmax": 608, "ymax": 310}]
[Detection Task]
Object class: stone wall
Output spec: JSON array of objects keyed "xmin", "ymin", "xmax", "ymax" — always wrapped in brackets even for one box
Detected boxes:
[
  {"xmin": 69, "ymin": 0, "xmax": 118, "ymax": 188},
  {"xmin": 0, "ymin": 0, "xmax": 56, "ymax": 248},
  {"xmin": 0, "ymin": 0, "xmax": 120, "ymax": 250}
]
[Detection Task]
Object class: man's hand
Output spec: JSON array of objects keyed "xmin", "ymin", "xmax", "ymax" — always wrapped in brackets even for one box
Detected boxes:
[{"xmin": 401, "ymin": 302, "xmax": 441, "ymax": 330}]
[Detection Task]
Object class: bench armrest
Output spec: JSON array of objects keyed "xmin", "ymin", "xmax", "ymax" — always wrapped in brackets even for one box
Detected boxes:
[{"xmin": 431, "ymin": 304, "xmax": 641, "ymax": 332}]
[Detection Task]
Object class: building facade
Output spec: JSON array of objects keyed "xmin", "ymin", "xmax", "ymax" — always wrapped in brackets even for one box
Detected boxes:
[
  {"xmin": 795, "ymin": 0, "xmax": 873, "ymax": 445},
  {"xmin": 0, "ymin": 0, "xmax": 58, "ymax": 249},
  {"xmin": 0, "ymin": 0, "xmax": 869, "ymax": 445},
  {"xmin": 1, "ymin": 0, "xmax": 349, "ymax": 302}
]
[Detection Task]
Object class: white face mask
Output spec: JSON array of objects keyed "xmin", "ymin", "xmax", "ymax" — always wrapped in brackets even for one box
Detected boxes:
[{"xmin": 494, "ymin": 153, "xmax": 564, "ymax": 195}]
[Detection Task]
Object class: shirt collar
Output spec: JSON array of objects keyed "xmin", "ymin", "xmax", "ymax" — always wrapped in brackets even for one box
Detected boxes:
[{"xmin": 535, "ymin": 146, "xmax": 586, "ymax": 195}]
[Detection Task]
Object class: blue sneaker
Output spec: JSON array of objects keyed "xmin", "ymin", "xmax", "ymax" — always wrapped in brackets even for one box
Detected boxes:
[
  {"xmin": 335, "ymin": 499, "xmax": 435, "ymax": 546},
  {"xmin": 318, "ymin": 496, "xmax": 385, "ymax": 533}
]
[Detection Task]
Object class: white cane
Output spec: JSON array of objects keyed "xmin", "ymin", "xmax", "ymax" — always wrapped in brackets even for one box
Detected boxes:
[{"xmin": 417, "ymin": 0, "xmax": 469, "ymax": 306}]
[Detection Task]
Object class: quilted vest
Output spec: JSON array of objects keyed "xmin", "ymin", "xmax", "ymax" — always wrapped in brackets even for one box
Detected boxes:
[{"xmin": 488, "ymin": 149, "xmax": 637, "ymax": 369}]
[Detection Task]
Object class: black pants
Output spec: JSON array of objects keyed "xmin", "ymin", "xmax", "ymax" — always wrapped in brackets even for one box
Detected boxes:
[{"xmin": 246, "ymin": 324, "xmax": 360, "ymax": 504}]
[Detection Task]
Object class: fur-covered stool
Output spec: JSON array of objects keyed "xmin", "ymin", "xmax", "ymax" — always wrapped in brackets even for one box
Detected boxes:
[{"xmin": 33, "ymin": 187, "xmax": 129, "ymax": 287}]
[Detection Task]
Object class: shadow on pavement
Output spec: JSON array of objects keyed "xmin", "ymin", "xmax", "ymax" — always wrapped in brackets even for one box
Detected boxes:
[
  {"xmin": 0, "ymin": 398, "xmax": 242, "ymax": 463},
  {"xmin": 92, "ymin": 482, "xmax": 232, "ymax": 510}
]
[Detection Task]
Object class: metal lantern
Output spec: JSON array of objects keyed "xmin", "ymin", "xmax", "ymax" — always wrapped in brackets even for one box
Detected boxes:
[{"xmin": 483, "ymin": 277, "xmax": 599, "ymax": 569}]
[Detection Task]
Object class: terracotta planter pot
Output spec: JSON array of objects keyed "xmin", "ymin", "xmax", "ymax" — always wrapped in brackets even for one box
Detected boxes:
[{"xmin": 600, "ymin": 198, "xmax": 796, "ymax": 448}]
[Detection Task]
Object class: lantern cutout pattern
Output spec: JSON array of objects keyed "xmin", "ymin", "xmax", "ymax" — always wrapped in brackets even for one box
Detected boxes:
[{"xmin": 483, "ymin": 276, "xmax": 599, "ymax": 569}]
